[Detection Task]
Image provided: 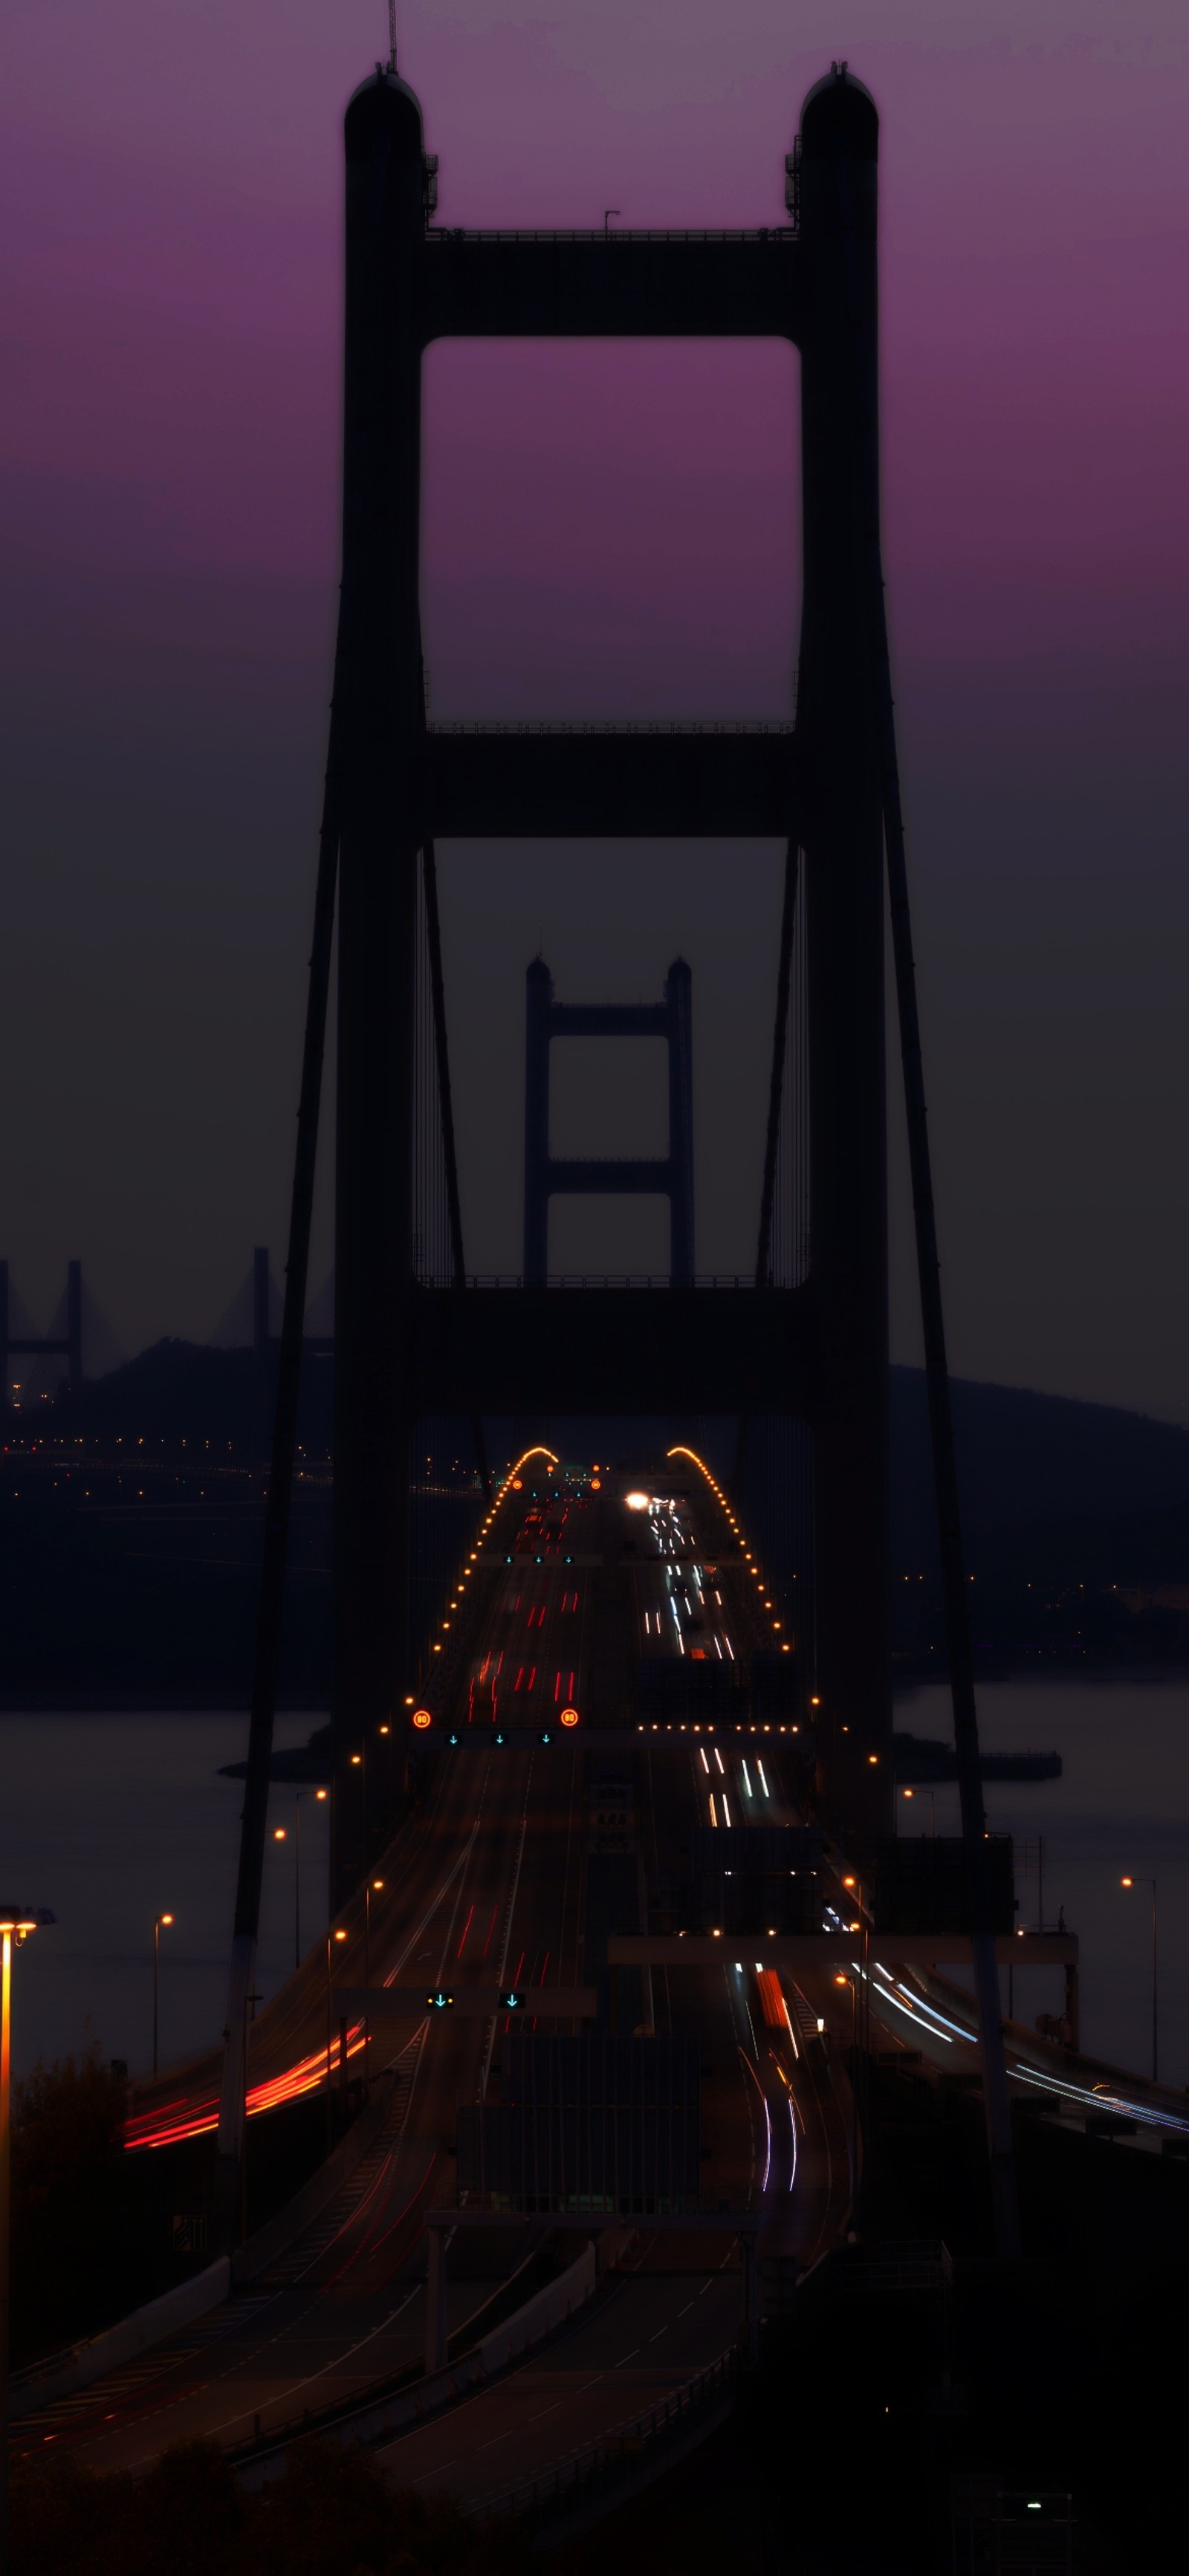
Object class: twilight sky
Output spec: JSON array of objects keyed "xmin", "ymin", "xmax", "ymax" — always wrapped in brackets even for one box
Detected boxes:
[{"xmin": 3, "ymin": 1, "xmax": 1188, "ymax": 1416}]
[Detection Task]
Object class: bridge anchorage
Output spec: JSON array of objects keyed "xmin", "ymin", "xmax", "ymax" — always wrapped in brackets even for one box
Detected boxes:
[{"xmin": 216, "ymin": 56, "xmax": 1022, "ymax": 2272}]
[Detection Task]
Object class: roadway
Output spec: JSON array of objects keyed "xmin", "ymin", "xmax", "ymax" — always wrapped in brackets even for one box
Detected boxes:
[{"xmin": 16, "ymin": 1450, "xmax": 827, "ymax": 2484}]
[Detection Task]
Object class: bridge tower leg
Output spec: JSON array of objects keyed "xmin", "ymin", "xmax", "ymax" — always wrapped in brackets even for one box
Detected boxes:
[
  {"xmin": 523, "ymin": 958, "xmax": 553, "ymax": 1288},
  {"xmin": 798, "ymin": 73, "xmax": 890, "ymax": 1846},
  {"xmin": 666, "ymin": 959, "xmax": 695, "ymax": 1289},
  {"xmin": 331, "ymin": 68, "xmax": 427, "ymax": 1904}
]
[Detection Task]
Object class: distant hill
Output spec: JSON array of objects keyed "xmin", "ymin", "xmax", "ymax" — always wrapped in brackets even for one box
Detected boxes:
[
  {"xmin": 891, "ymin": 1366, "xmax": 1189, "ymax": 1559},
  {"xmin": 22, "ymin": 1347, "xmax": 1189, "ymax": 1548},
  {"xmin": 10, "ymin": 1347, "xmax": 1189, "ymax": 1687},
  {"xmin": 35, "ymin": 1338, "xmax": 333, "ymax": 1453}
]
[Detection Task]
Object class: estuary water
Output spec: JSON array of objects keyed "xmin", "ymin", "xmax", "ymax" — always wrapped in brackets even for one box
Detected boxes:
[
  {"xmin": 0, "ymin": 1710, "xmax": 330, "ymax": 2083},
  {"xmin": 899, "ymin": 1679, "xmax": 1189, "ymax": 2087},
  {"xmin": 1, "ymin": 1682, "xmax": 1187, "ymax": 2086}
]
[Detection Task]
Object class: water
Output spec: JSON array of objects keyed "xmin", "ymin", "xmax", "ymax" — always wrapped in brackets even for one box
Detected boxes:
[
  {"xmin": 0, "ymin": 1710, "xmax": 330, "ymax": 2082},
  {"xmin": 1, "ymin": 1684, "xmax": 1187, "ymax": 2089},
  {"xmin": 898, "ymin": 1680, "xmax": 1189, "ymax": 2087}
]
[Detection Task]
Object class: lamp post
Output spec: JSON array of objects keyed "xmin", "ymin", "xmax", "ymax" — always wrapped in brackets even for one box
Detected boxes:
[
  {"xmin": 1, "ymin": 1904, "xmax": 54, "ymax": 2576},
  {"xmin": 152, "ymin": 1913, "xmax": 174, "ymax": 2077},
  {"xmin": 1120, "ymin": 1876, "xmax": 1159, "ymax": 2082},
  {"xmin": 350, "ymin": 1747, "xmax": 366, "ymax": 1877},
  {"xmin": 901, "ymin": 1785, "xmax": 935, "ymax": 1837},
  {"xmin": 834, "ymin": 1969, "xmax": 859, "ymax": 2196},
  {"xmin": 325, "ymin": 1926, "xmax": 348, "ymax": 2149},
  {"xmin": 364, "ymin": 1878, "xmax": 384, "ymax": 2091},
  {"xmin": 272, "ymin": 1826, "xmax": 291, "ymax": 1965}
]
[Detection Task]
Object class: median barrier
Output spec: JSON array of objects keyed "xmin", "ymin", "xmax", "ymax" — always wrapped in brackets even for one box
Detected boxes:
[
  {"xmin": 236, "ymin": 2234, "xmax": 598, "ymax": 2488},
  {"xmin": 10, "ymin": 2258, "xmax": 232, "ymax": 2417},
  {"xmin": 232, "ymin": 2077, "xmax": 393, "ymax": 2285},
  {"xmin": 11, "ymin": 2083, "xmax": 396, "ymax": 2418}
]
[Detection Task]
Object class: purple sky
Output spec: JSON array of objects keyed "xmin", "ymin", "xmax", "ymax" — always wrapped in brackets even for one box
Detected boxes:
[{"xmin": 3, "ymin": 2, "xmax": 1188, "ymax": 1415}]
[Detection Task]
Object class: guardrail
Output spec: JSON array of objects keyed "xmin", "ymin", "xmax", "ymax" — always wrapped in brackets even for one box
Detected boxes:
[
  {"xmin": 233, "ymin": 2236, "xmax": 598, "ymax": 2488},
  {"xmin": 10, "ymin": 2259, "xmax": 232, "ymax": 2418},
  {"xmin": 476, "ymin": 2348, "xmax": 739, "ymax": 2540},
  {"xmin": 405, "ymin": 1271, "xmax": 807, "ymax": 1295}
]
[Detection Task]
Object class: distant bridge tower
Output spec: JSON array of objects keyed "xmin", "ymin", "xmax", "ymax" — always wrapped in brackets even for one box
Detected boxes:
[
  {"xmin": 523, "ymin": 958, "xmax": 694, "ymax": 1287},
  {"xmin": 0, "ymin": 1257, "xmax": 83, "ymax": 1408}
]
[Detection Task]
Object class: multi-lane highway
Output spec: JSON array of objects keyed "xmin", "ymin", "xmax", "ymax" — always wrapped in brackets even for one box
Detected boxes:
[
  {"xmin": 15, "ymin": 1447, "xmax": 834, "ymax": 2485},
  {"xmin": 19, "ymin": 1441, "xmax": 1180, "ymax": 2508}
]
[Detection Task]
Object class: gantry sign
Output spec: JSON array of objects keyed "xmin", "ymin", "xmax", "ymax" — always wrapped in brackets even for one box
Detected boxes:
[{"xmin": 331, "ymin": 59, "xmax": 889, "ymax": 1888}]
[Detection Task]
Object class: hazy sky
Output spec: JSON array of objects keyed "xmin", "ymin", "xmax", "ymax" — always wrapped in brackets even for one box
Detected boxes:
[{"xmin": 3, "ymin": 2, "xmax": 1187, "ymax": 1415}]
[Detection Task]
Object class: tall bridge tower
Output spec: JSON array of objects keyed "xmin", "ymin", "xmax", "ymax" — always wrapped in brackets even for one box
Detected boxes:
[
  {"xmin": 330, "ymin": 58, "xmax": 888, "ymax": 1886},
  {"xmin": 222, "ymin": 53, "xmax": 1020, "ymax": 2261},
  {"xmin": 523, "ymin": 957, "xmax": 695, "ymax": 1288}
]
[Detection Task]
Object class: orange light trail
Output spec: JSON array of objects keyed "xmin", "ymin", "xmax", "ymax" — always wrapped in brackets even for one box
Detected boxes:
[
  {"xmin": 124, "ymin": 2021, "xmax": 373, "ymax": 2151},
  {"xmin": 755, "ymin": 1968, "xmax": 794, "ymax": 2035}
]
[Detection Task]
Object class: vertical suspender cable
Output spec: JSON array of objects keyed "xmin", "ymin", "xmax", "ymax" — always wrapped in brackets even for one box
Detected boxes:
[
  {"xmin": 216, "ymin": 649, "xmax": 345, "ymax": 2225},
  {"xmin": 733, "ymin": 838, "xmax": 800, "ymax": 1497},
  {"xmin": 423, "ymin": 834, "xmax": 492, "ymax": 1502},
  {"xmin": 755, "ymin": 840, "xmax": 800, "ymax": 1291},
  {"xmin": 873, "ymin": 577, "xmax": 1021, "ymax": 2262}
]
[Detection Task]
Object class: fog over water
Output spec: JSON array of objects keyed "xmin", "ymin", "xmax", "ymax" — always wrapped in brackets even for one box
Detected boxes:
[{"xmin": 1, "ymin": 1681, "xmax": 1186, "ymax": 2087}]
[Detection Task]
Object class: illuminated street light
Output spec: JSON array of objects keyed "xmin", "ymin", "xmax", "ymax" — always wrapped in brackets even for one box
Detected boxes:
[
  {"xmin": 2, "ymin": 1901, "xmax": 54, "ymax": 2572},
  {"xmin": 153, "ymin": 1913, "xmax": 174, "ymax": 2077},
  {"xmin": 324, "ymin": 1927, "xmax": 349, "ymax": 2146},
  {"xmin": 1120, "ymin": 1875, "xmax": 1159, "ymax": 2081},
  {"xmin": 363, "ymin": 1878, "xmax": 385, "ymax": 2089}
]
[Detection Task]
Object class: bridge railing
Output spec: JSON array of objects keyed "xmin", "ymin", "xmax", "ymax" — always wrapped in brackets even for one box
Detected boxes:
[
  {"xmin": 476, "ymin": 2346, "xmax": 739, "ymax": 2538},
  {"xmin": 451, "ymin": 1273, "xmax": 774, "ymax": 1290}
]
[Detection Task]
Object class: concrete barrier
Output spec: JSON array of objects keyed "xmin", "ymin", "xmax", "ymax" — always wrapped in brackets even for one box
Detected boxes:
[
  {"xmin": 11, "ymin": 2086, "xmax": 395, "ymax": 2419},
  {"xmin": 237, "ymin": 2236, "xmax": 599, "ymax": 2488},
  {"xmin": 10, "ymin": 2259, "xmax": 231, "ymax": 2418},
  {"xmin": 232, "ymin": 2083, "xmax": 393, "ymax": 2285}
]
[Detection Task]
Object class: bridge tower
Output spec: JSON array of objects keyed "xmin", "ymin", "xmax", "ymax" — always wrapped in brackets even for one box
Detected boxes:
[
  {"xmin": 325, "ymin": 56, "xmax": 890, "ymax": 1893},
  {"xmin": 0, "ymin": 1257, "xmax": 83, "ymax": 1407},
  {"xmin": 523, "ymin": 957, "xmax": 695, "ymax": 1288},
  {"xmin": 221, "ymin": 51, "xmax": 1019, "ymax": 2264}
]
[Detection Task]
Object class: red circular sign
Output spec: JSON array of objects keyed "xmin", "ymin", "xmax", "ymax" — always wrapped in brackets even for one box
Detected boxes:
[
  {"xmin": 411, "ymin": 1707, "xmax": 432, "ymax": 1730},
  {"xmin": 560, "ymin": 1706, "xmax": 580, "ymax": 1729}
]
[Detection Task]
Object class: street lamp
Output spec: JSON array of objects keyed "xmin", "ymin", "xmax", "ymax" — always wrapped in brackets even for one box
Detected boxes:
[
  {"xmin": 152, "ymin": 1913, "xmax": 174, "ymax": 2078},
  {"xmin": 325, "ymin": 1926, "xmax": 348, "ymax": 2149},
  {"xmin": 901, "ymin": 1785, "xmax": 936, "ymax": 1837},
  {"xmin": 281, "ymin": 1788, "xmax": 330, "ymax": 1973},
  {"xmin": 1120, "ymin": 1876, "xmax": 1159, "ymax": 2082},
  {"xmin": 834, "ymin": 1970, "xmax": 860, "ymax": 2191},
  {"xmin": 272, "ymin": 1826, "xmax": 292, "ymax": 1968},
  {"xmin": 364, "ymin": 1878, "xmax": 384, "ymax": 2091},
  {"xmin": 1, "ymin": 1904, "xmax": 54, "ymax": 2576}
]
